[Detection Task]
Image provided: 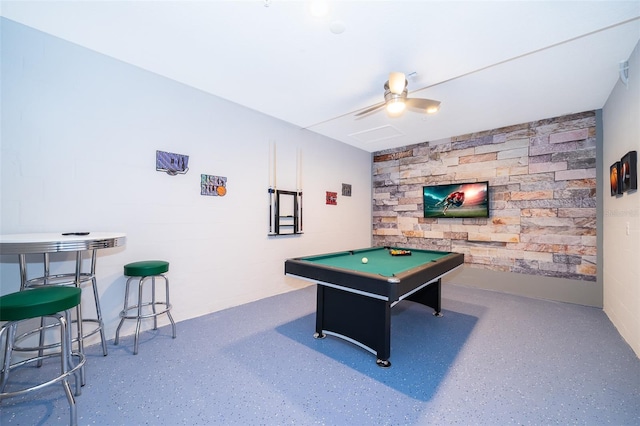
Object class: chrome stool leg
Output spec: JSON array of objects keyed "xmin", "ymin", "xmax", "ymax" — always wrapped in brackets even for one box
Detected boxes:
[
  {"xmin": 88, "ymin": 250, "xmax": 108, "ymax": 356},
  {"xmin": 0, "ymin": 324, "xmax": 17, "ymax": 393},
  {"xmin": 164, "ymin": 275, "xmax": 177, "ymax": 339},
  {"xmin": 151, "ymin": 277, "xmax": 158, "ymax": 330},
  {"xmin": 134, "ymin": 276, "xmax": 145, "ymax": 355},
  {"xmin": 114, "ymin": 276, "xmax": 134, "ymax": 347}
]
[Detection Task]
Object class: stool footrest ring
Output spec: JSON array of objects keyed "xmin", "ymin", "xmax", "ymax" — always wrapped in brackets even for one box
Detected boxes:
[
  {"xmin": 12, "ymin": 318, "xmax": 104, "ymax": 352},
  {"xmin": 119, "ymin": 302, "xmax": 173, "ymax": 320},
  {"xmin": 0, "ymin": 352, "xmax": 85, "ymax": 399}
]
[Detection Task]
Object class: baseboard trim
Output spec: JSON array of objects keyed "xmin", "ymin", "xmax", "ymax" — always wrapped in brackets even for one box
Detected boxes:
[{"xmin": 443, "ymin": 266, "xmax": 602, "ymax": 308}]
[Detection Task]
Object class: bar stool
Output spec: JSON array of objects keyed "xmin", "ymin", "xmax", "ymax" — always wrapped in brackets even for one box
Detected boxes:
[
  {"xmin": 114, "ymin": 260, "xmax": 176, "ymax": 354},
  {"xmin": 0, "ymin": 286, "xmax": 86, "ymax": 426}
]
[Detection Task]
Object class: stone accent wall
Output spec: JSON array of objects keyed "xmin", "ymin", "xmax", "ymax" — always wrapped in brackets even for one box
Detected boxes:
[{"xmin": 372, "ymin": 111, "xmax": 597, "ymax": 282}]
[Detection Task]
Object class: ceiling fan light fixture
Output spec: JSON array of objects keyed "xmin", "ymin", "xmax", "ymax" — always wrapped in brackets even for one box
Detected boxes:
[
  {"xmin": 385, "ymin": 98, "xmax": 406, "ymax": 115},
  {"xmin": 426, "ymin": 105, "xmax": 440, "ymax": 114},
  {"xmin": 388, "ymin": 72, "xmax": 406, "ymax": 95}
]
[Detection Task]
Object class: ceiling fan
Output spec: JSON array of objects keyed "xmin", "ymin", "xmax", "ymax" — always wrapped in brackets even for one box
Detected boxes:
[{"xmin": 355, "ymin": 72, "xmax": 441, "ymax": 117}]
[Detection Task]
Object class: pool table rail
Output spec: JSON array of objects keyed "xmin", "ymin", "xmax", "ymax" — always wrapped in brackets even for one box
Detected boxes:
[
  {"xmin": 284, "ymin": 257, "xmax": 397, "ymax": 300},
  {"xmin": 391, "ymin": 251, "xmax": 464, "ymax": 300}
]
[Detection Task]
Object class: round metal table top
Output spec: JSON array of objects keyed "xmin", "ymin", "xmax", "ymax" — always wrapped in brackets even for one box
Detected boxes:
[{"xmin": 0, "ymin": 232, "xmax": 127, "ymax": 254}]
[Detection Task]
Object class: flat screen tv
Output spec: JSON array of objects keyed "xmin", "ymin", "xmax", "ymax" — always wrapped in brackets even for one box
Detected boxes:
[{"xmin": 423, "ymin": 181, "xmax": 490, "ymax": 218}]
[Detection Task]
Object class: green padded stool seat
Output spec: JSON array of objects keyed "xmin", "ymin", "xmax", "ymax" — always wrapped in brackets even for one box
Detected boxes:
[
  {"xmin": 114, "ymin": 260, "xmax": 176, "ymax": 354},
  {"xmin": 0, "ymin": 286, "xmax": 81, "ymax": 321},
  {"xmin": 123, "ymin": 260, "xmax": 169, "ymax": 277},
  {"xmin": 0, "ymin": 287, "xmax": 86, "ymax": 426}
]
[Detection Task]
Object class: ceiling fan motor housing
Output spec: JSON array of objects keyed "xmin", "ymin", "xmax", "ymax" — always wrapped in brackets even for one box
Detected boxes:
[{"xmin": 383, "ymin": 81, "xmax": 408, "ymax": 103}]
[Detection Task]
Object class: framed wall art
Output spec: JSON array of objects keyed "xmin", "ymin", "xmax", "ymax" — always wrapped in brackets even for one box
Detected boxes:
[
  {"xmin": 620, "ymin": 150, "xmax": 637, "ymax": 192},
  {"xmin": 610, "ymin": 162, "xmax": 621, "ymax": 196},
  {"xmin": 326, "ymin": 191, "xmax": 337, "ymax": 205}
]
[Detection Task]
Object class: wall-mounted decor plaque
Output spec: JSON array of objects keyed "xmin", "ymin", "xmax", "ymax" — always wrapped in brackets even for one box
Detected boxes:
[
  {"xmin": 326, "ymin": 191, "xmax": 337, "ymax": 205},
  {"xmin": 156, "ymin": 150, "xmax": 189, "ymax": 175},
  {"xmin": 201, "ymin": 174, "xmax": 227, "ymax": 196}
]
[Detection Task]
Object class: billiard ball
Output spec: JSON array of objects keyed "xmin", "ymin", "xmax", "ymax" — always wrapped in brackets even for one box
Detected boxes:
[{"xmin": 362, "ymin": 257, "xmax": 368, "ymax": 264}]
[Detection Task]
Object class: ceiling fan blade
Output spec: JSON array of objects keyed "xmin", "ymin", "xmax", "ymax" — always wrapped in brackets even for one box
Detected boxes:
[
  {"xmin": 388, "ymin": 72, "xmax": 406, "ymax": 95},
  {"xmin": 406, "ymin": 98, "xmax": 441, "ymax": 113},
  {"xmin": 354, "ymin": 102, "xmax": 385, "ymax": 117}
]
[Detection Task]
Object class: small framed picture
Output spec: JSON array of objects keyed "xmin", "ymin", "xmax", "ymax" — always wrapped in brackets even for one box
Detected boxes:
[
  {"xmin": 326, "ymin": 191, "xmax": 337, "ymax": 205},
  {"xmin": 342, "ymin": 183, "xmax": 352, "ymax": 197},
  {"xmin": 620, "ymin": 150, "xmax": 637, "ymax": 192},
  {"xmin": 610, "ymin": 162, "xmax": 621, "ymax": 196}
]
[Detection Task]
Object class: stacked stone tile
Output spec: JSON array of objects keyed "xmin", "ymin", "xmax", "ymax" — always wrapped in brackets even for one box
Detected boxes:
[{"xmin": 372, "ymin": 111, "xmax": 597, "ymax": 281}]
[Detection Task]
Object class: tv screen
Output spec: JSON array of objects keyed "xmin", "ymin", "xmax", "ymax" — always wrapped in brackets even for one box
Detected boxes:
[{"xmin": 423, "ymin": 181, "xmax": 490, "ymax": 218}]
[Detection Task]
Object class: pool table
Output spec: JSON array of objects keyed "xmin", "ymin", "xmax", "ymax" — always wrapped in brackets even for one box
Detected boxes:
[{"xmin": 284, "ymin": 246, "xmax": 464, "ymax": 367}]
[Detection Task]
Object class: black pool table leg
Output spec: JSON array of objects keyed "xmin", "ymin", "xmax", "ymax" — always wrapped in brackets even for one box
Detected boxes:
[
  {"xmin": 375, "ymin": 302, "xmax": 392, "ymax": 368},
  {"xmin": 374, "ymin": 302, "xmax": 391, "ymax": 368},
  {"xmin": 406, "ymin": 278, "xmax": 443, "ymax": 317},
  {"xmin": 314, "ymin": 285, "xmax": 326, "ymax": 339}
]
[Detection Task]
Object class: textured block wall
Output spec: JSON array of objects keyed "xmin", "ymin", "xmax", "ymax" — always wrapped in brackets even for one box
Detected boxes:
[{"xmin": 372, "ymin": 111, "xmax": 597, "ymax": 282}]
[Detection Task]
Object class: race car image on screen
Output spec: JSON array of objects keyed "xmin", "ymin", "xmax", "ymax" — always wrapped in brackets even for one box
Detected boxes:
[{"xmin": 423, "ymin": 182, "xmax": 489, "ymax": 218}]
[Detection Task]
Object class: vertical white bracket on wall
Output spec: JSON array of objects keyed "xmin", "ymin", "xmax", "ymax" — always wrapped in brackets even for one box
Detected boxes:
[
  {"xmin": 296, "ymin": 148, "xmax": 303, "ymax": 233},
  {"xmin": 619, "ymin": 60, "xmax": 629, "ymax": 88}
]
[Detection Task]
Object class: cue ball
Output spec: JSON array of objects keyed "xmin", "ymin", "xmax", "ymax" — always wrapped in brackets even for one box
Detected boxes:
[{"xmin": 362, "ymin": 257, "xmax": 368, "ymax": 264}]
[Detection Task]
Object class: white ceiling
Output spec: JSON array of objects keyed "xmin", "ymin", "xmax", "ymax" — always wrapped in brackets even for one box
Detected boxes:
[{"xmin": 2, "ymin": 1, "xmax": 639, "ymax": 152}]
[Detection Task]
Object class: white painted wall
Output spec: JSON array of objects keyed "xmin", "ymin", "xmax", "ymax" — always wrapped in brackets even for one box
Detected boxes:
[
  {"xmin": 0, "ymin": 18, "xmax": 372, "ymax": 342},
  {"xmin": 602, "ymin": 40, "xmax": 640, "ymax": 357}
]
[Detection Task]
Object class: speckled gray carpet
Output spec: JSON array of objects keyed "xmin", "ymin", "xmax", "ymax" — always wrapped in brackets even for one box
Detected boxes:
[{"xmin": 1, "ymin": 284, "xmax": 639, "ymax": 425}]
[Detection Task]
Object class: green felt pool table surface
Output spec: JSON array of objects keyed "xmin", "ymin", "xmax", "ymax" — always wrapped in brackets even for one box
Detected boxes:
[{"xmin": 298, "ymin": 247, "xmax": 451, "ymax": 277}]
